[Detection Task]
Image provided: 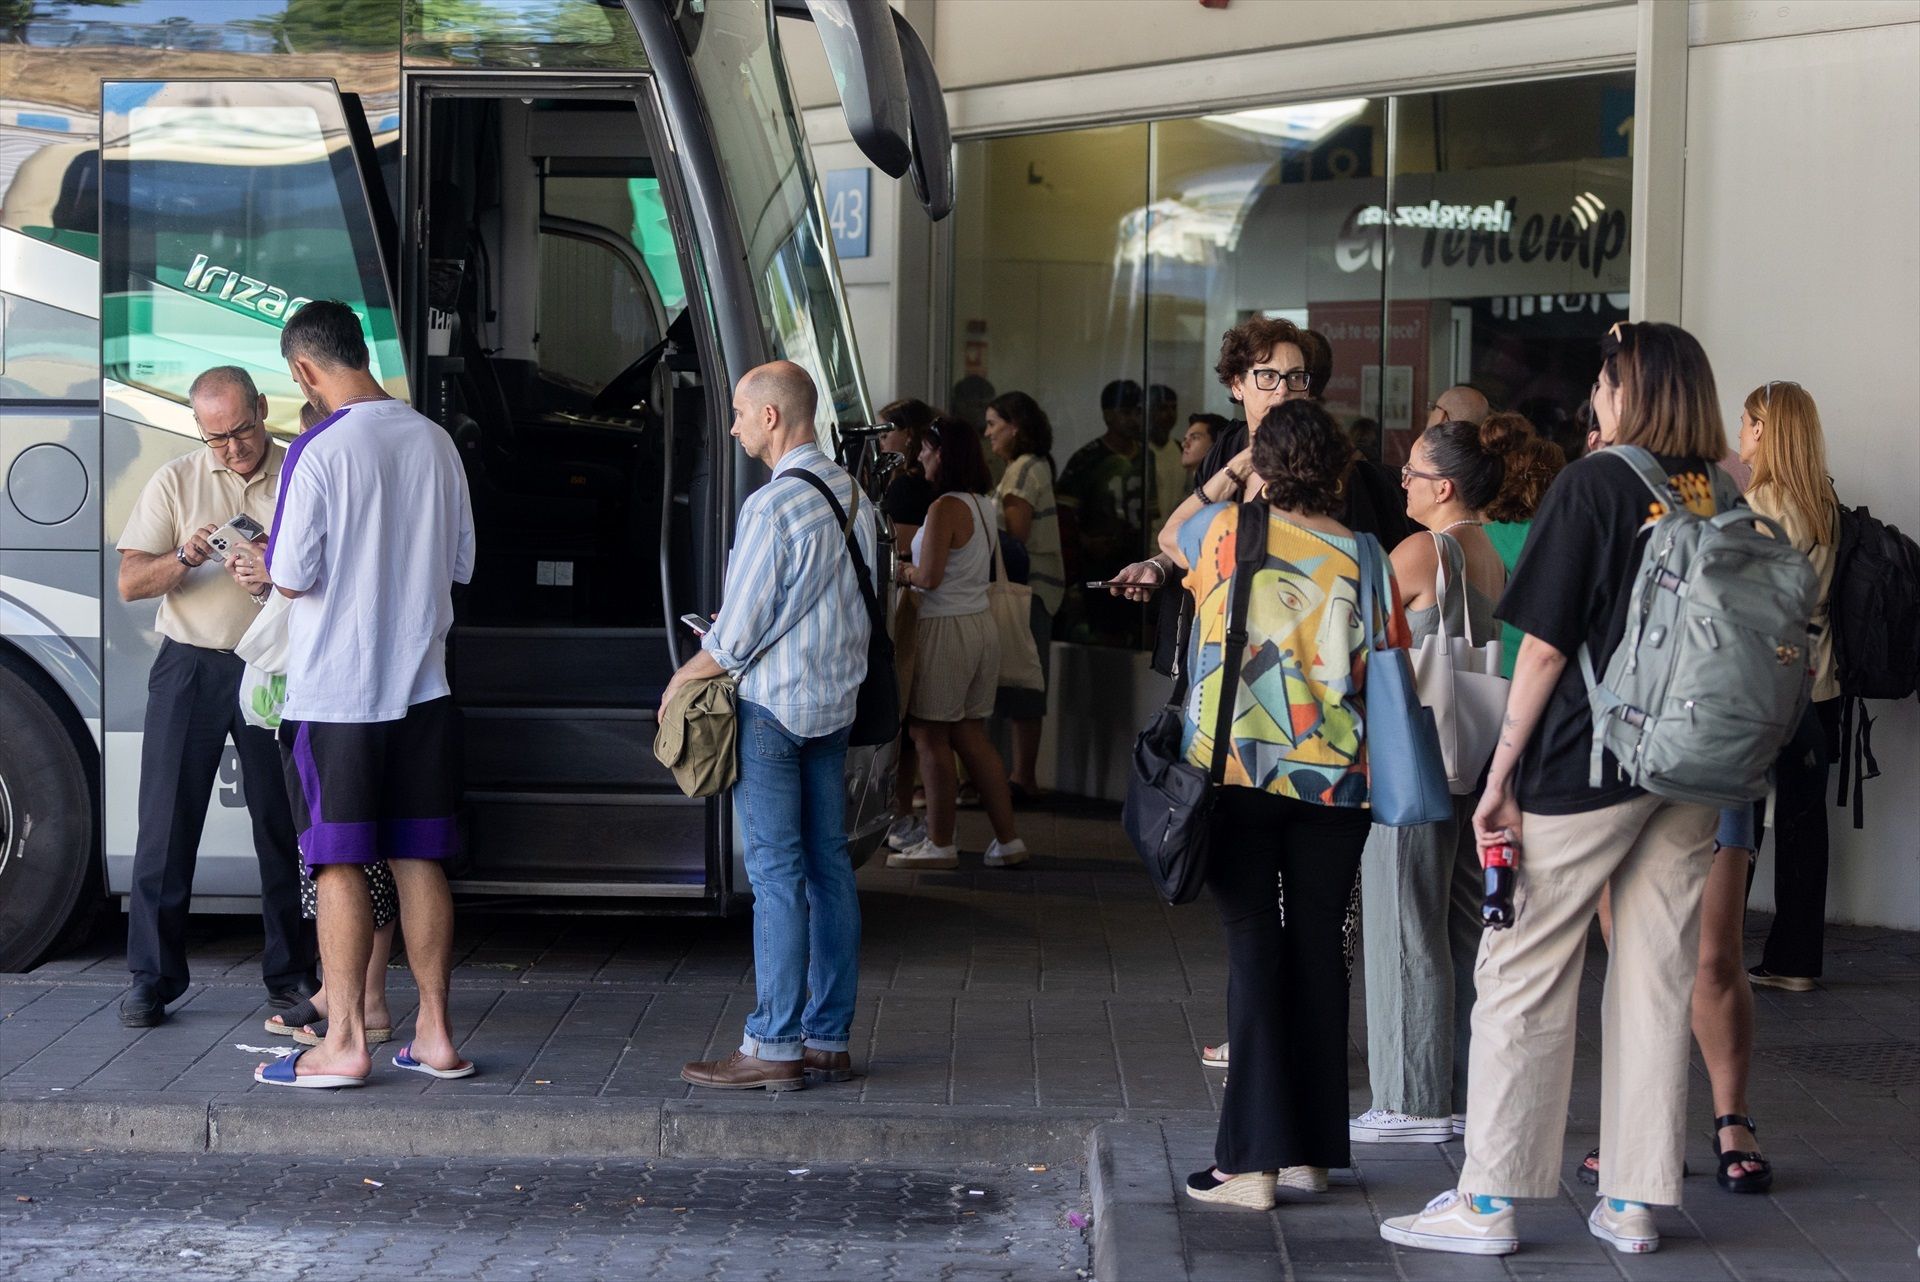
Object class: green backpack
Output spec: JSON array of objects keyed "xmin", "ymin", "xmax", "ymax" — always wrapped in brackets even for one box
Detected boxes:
[{"xmin": 1579, "ymin": 446, "xmax": 1822, "ymax": 808}]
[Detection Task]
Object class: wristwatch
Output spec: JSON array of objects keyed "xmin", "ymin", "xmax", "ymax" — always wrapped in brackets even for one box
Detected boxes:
[{"xmin": 175, "ymin": 545, "xmax": 194, "ymax": 568}]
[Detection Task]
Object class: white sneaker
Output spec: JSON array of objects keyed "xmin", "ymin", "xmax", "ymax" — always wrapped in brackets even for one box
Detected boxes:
[
  {"xmin": 1379, "ymin": 1189, "xmax": 1519, "ymax": 1256},
  {"xmin": 1275, "ymin": 1166, "xmax": 1328, "ymax": 1194},
  {"xmin": 1588, "ymin": 1198, "xmax": 1659, "ymax": 1253},
  {"xmin": 884, "ymin": 814, "xmax": 927, "ymax": 852},
  {"xmin": 983, "ymin": 838, "xmax": 1029, "ymax": 868},
  {"xmin": 1451, "ymin": 1113, "xmax": 1467, "ymax": 1138},
  {"xmin": 1350, "ymin": 1108, "xmax": 1456, "ymax": 1144},
  {"xmin": 886, "ymin": 838, "xmax": 958, "ymax": 870}
]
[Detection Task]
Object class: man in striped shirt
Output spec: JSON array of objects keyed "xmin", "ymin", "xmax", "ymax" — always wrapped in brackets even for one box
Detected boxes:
[{"xmin": 665, "ymin": 361, "xmax": 874, "ymax": 1092}]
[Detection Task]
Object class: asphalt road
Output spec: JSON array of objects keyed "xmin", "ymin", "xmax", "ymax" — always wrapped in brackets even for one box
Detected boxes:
[{"xmin": 0, "ymin": 1149, "xmax": 1092, "ymax": 1282}]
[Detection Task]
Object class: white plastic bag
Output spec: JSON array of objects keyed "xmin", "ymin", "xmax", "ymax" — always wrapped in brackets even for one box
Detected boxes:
[{"xmin": 236, "ymin": 592, "xmax": 291, "ymax": 729}]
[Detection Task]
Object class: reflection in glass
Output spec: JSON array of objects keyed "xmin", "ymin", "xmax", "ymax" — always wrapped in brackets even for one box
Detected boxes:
[
  {"xmin": 404, "ymin": 0, "xmax": 647, "ymax": 69},
  {"xmin": 1384, "ymin": 76, "xmax": 1635, "ymax": 465},
  {"xmin": 682, "ymin": 1, "xmax": 867, "ymax": 432},
  {"xmin": 99, "ymin": 81, "xmax": 405, "ymax": 432}
]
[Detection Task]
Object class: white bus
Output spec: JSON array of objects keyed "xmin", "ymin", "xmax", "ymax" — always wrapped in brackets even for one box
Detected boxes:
[{"xmin": 0, "ymin": 0, "xmax": 950, "ymax": 969}]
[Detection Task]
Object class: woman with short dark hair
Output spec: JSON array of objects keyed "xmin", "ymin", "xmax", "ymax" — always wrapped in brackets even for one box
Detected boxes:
[{"xmin": 1165, "ymin": 397, "xmax": 1410, "ymax": 1210}]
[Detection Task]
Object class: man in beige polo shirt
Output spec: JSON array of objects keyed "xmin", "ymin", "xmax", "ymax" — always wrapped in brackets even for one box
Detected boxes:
[{"xmin": 115, "ymin": 365, "xmax": 314, "ymax": 1027}]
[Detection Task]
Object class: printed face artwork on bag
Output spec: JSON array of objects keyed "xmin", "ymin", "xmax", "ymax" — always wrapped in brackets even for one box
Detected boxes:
[{"xmin": 1179, "ymin": 505, "xmax": 1391, "ymax": 805}]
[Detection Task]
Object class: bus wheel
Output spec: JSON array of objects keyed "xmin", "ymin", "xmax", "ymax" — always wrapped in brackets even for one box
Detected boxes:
[{"xmin": 0, "ymin": 653, "xmax": 97, "ymax": 973}]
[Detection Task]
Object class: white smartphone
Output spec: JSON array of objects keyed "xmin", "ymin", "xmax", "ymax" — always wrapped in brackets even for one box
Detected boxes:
[
  {"xmin": 205, "ymin": 513, "xmax": 268, "ymax": 563},
  {"xmin": 679, "ymin": 612, "xmax": 714, "ymax": 636}
]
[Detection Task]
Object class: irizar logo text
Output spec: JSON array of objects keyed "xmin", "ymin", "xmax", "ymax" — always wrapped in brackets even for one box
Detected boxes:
[{"xmin": 181, "ymin": 254, "xmax": 311, "ymax": 321}]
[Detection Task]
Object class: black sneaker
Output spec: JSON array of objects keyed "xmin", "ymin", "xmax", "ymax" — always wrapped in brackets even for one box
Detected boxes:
[{"xmin": 119, "ymin": 983, "xmax": 167, "ymax": 1028}]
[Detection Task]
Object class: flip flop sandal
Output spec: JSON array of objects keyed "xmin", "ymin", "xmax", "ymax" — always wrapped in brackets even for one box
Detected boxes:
[
  {"xmin": 292, "ymin": 1020, "xmax": 392, "ymax": 1047},
  {"xmin": 263, "ymin": 998, "xmax": 324, "ymax": 1038},
  {"xmin": 393, "ymin": 1045, "xmax": 476, "ymax": 1080},
  {"xmin": 254, "ymin": 1047, "xmax": 368, "ymax": 1090}
]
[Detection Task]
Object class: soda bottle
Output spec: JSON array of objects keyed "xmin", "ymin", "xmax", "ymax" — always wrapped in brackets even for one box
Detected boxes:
[{"xmin": 1482, "ymin": 842, "xmax": 1519, "ymax": 929}]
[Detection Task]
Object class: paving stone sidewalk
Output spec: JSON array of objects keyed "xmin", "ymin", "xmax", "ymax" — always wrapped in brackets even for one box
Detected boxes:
[{"xmin": 4, "ymin": 800, "xmax": 1918, "ymax": 1280}]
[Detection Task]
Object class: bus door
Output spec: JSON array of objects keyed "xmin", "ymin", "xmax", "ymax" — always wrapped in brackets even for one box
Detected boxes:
[
  {"xmin": 405, "ymin": 80, "xmax": 725, "ymax": 904},
  {"xmin": 97, "ymin": 80, "xmax": 406, "ymax": 906}
]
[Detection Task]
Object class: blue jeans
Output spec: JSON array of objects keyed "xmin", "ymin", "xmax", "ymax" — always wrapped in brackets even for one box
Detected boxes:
[{"xmin": 734, "ymin": 700, "xmax": 860, "ymax": 1061}]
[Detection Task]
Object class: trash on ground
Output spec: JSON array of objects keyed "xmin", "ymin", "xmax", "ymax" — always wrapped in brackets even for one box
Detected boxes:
[
  {"xmin": 15, "ymin": 1195, "xmax": 32, "ymax": 1203},
  {"xmin": 534, "ymin": 1079, "xmax": 551, "ymax": 1085},
  {"xmin": 1068, "ymin": 1211, "xmax": 1090, "ymax": 1229},
  {"xmin": 1027, "ymin": 1163, "xmax": 1048, "ymax": 1172},
  {"xmin": 787, "ymin": 1168, "xmax": 809, "ymax": 1176},
  {"xmin": 235, "ymin": 1043, "xmax": 292, "ymax": 1057},
  {"xmin": 968, "ymin": 1189, "xmax": 985, "ymax": 1197},
  {"xmin": 362, "ymin": 1178, "xmax": 384, "ymax": 1188}
]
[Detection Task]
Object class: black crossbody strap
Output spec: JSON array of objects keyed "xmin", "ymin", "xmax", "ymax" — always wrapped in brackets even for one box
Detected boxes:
[
  {"xmin": 791, "ymin": 468, "xmax": 883, "ymax": 627},
  {"xmin": 1207, "ymin": 500, "xmax": 1267, "ymax": 787}
]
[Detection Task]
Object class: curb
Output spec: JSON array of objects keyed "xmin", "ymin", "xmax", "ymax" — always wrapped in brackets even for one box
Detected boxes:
[
  {"xmin": 1088, "ymin": 1121, "xmax": 1190, "ymax": 1282},
  {"xmin": 1, "ymin": 1090, "xmax": 1130, "ymax": 1167}
]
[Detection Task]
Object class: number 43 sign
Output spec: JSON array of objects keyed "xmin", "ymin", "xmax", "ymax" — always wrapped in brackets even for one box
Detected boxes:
[{"xmin": 825, "ymin": 167, "xmax": 871, "ymax": 259}]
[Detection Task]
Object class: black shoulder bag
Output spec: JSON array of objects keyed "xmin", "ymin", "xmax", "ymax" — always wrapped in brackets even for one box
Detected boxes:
[
  {"xmin": 792, "ymin": 469, "xmax": 901, "ymax": 747},
  {"xmin": 1122, "ymin": 499, "xmax": 1265, "ymax": 904}
]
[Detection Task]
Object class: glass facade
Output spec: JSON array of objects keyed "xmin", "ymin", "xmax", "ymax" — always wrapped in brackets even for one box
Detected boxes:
[{"xmin": 951, "ymin": 72, "xmax": 1633, "ymax": 647}]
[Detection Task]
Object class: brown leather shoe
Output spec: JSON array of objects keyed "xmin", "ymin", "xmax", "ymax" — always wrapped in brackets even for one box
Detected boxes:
[
  {"xmin": 803, "ymin": 1048, "xmax": 855, "ymax": 1083},
  {"xmin": 680, "ymin": 1050, "xmax": 804, "ymax": 1092}
]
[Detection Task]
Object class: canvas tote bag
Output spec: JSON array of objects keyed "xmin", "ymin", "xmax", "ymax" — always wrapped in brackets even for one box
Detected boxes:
[
  {"xmin": 1409, "ymin": 531, "xmax": 1510, "ymax": 793},
  {"xmin": 970, "ymin": 494, "xmax": 1044, "ymax": 691}
]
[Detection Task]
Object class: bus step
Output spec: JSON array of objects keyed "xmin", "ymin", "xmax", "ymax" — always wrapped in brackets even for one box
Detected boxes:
[
  {"xmin": 461, "ymin": 705, "xmax": 670, "ymax": 790},
  {"xmin": 461, "ymin": 786, "xmax": 708, "ymax": 884},
  {"xmin": 450, "ymin": 626, "xmax": 673, "ymax": 708}
]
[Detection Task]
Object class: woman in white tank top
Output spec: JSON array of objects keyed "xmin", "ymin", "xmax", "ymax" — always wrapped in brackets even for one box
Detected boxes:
[{"xmin": 889, "ymin": 415, "xmax": 1028, "ymax": 871}]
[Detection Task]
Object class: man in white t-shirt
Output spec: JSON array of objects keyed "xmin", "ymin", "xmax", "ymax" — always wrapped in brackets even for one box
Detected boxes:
[{"xmin": 248, "ymin": 301, "xmax": 477, "ymax": 1090}]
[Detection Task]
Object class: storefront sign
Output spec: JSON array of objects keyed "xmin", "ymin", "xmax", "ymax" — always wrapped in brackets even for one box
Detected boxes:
[{"xmin": 1335, "ymin": 194, "xmax": 1627, "ymax": 282}]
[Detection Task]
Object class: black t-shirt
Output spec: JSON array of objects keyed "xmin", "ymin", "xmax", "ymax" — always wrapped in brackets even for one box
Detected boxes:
[
  {"xmin": 880, "ymin": 472, "xmax": 934, "ymax": 530},
  {"xmin": 1151, "ymin": 419, "xmax": 1416, "ymax": 672},
  {"xmin": 1496, "ymin": 450, "xmax": 1725, "ymax": 815}
]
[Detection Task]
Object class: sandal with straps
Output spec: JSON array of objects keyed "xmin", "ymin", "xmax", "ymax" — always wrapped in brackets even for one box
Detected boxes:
[{"xmin": 1712, "ymin": 1113, "xmax": 1773, "ymax": 1195}]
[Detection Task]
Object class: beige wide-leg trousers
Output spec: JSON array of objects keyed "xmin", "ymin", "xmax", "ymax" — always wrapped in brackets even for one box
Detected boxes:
[{"xmin": 1459, "ymin": 793, "xmax": 1715, "ymax": 1206}]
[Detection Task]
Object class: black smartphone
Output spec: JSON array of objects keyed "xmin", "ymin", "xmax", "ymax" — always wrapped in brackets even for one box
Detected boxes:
[{"xmin": 679, "ymin": 613, "xmax": 714, "ymax": 636}]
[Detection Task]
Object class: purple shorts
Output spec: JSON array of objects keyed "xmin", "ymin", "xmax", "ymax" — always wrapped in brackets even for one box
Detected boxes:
[{"xmin": 278, "ymin": 697, "xmax": 462, "ymax": 875}]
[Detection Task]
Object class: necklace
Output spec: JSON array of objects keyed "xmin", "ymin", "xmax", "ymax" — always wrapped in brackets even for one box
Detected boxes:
[
  {"xmin": 1437, "ymin": 518, "xmax": 1483, "ymax": 536},
  {"xmin": 335, "ymin": 392, "xmax": 391, "ymax": 409}
]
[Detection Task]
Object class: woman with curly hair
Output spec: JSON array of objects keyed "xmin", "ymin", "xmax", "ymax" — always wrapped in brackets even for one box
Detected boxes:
[{"xmin": 1163, "ymin": 397, "xmax": 1410, "ymax": 1210}]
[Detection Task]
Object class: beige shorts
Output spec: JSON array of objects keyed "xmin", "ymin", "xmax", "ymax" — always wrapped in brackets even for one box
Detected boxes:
[{"xmin": 908, "ymin": 610, "xmax": 999, "ymax": 722}]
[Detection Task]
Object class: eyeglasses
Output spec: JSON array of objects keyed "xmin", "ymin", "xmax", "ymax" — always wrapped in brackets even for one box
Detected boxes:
[
  {"xmin": 199, "ymin": 421, "xmax": 259, "ymax": 449},
  {"xmin": 1762, "ymin": 379, "xmax": 1801, "ymax": 409},
  {"xmin": 1247, "ymin": 367, "xmax": 1312, "ymax": 392},
  {"xmin": 1401, "ymin": 464, "xmax": 1447, "ymax": 484}
]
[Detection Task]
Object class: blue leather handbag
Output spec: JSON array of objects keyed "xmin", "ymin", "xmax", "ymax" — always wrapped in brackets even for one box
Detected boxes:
[{"xmin": 1355, "ymin": 533, "xmax": 1453, "ymax": 827}]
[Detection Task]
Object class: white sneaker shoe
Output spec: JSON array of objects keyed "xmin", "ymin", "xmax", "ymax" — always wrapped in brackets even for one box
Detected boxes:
[
  {"xmin": 1451, "ymin": 1113, "xmax": 1467, "ymax": 1138},
  {"xmin": 884, "ymin": 814, "xmax": 927, "ymax": 852},
  {"xmin": 886, "ymin": 838, "xmax": 958, "ymax": 870},
  {"xmin": 983, "ymin": 838, "xmax": 1029, "ymax": 868},
  {"xmin": 1275, "ymin": 1165, "xmax": 1328, "ymax": 1194},
  {"xmin": 1379, "ymin": 1189, "xmax": 1519, "ymax": 1256},
  {"xmin": 1588, "ymin": 1198, "xmax": 1659, "ymax": 1253},
  {"xmin": 1350, "ymin": 1108, "xmax": 1456, "ymax": 1144}
]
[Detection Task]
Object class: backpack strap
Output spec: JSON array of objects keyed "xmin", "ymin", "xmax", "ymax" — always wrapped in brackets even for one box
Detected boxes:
[
  {"xmin": 1605, "ymin": 443, "xmax": 1686, "ymax": 508},
  {"xmin": 1578, "ymin": 642, "xmax": 1640, "ymax": 788},
  {"xmin": 1207, "ymin": 500, "xmax": 1267, "ymax": 787}
]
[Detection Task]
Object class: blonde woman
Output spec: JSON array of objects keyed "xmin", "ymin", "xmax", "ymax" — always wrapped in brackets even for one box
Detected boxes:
[{"xmin": 1738, "ymin": 381, "xmax": 1840, "ymax": 990}]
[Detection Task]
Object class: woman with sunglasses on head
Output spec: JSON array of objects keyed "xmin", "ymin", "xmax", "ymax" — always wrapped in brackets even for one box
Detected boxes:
[
  {"xmin": 1382, "ymin": 322, "xmax": 1736, "ymax": 1258},
  {"xmin": 1738, "ymin": 381, "xmax": 1840, "ymax": 991},
  {"xmin": 888, "ymin": 414, "xmax": 1029, "ymax": 871},
  {"xmin": 1349, "ymin": 414, "xmax": 1524, "ymax": 1148}
]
